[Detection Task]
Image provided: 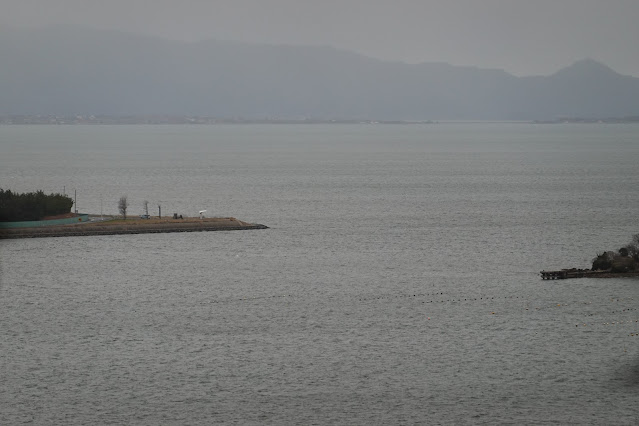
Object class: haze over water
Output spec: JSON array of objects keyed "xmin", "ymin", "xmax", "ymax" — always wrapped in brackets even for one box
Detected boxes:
[{"xmin": 1, "ymin": 123, "xmax": 638, "ymax": 424}]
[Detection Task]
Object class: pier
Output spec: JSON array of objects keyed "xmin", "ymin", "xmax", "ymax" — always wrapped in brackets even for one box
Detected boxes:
[
  {"xmin": 540, "ymin": 268, "xmax": 601, "ymax": 280},
  {"xmin": 540, "ymin": 269, "xmax": 589, "ymax": 280},
  {"xmin": 540, "ymin": 269, "xmax": 639, "ymax": 280}
]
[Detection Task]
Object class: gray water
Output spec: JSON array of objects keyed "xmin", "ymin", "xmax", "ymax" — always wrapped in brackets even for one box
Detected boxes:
[{"xmin": 1, "ymin": 124, "xmax": 638, "ymax": 424}]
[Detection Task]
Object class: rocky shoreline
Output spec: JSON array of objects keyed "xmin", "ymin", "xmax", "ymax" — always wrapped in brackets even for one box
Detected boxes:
[
  {"xmin": 582, "ymin": 272, "xmax": 639, "ymax": 279},
  {"xmin": 0, "ymin": 216, "xmax": 268, "ymax": 239},
  {"xmin": 540, "ymin": 269, "xmax": 639, "ymax": 280},
  {"xmin": 541, "ymin": 234, "xmax": 639, "ymax": 279}
]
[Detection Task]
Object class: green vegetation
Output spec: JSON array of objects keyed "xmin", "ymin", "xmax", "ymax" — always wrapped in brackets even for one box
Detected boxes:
[
  {"xmin": 591, "ymin": 234, "xmax": 639, "ymax": 272},
  {"xmin": 0, "ymin": 189, "xmax": 74, "ymax": 222}
]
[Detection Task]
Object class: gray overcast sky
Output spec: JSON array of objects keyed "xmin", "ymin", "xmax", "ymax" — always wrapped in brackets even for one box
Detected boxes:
[{"xmin": 3, "ymin": 0, "xmax": 639, "ymax": 77}]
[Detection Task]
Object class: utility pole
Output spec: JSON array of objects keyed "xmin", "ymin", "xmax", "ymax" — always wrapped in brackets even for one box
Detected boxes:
[
  {"xmin": 74, "ymin": 189, "xmax": 77, "ymax": 214},
  {"xmin": 158, "ymin": 204, "xmax": 161, "ymax": 219}
]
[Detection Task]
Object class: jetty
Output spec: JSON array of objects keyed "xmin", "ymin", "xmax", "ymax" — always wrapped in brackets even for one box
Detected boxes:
[
  {"xmin": 0, "ymin": 216, "xmax": 268, "ymax": 239},
  {"xmin": 540, "ymin": 269, "xmax": 639, "ymax": 280},
  {"xmin": 540, "ymin": 269, "xmax": 591, "ymax": 280}
]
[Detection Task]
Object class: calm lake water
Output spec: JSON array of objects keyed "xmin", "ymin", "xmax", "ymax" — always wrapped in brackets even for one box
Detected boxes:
[{"xmin": 1, "ymin": 123, "xmax": 638, "ymax": 424}]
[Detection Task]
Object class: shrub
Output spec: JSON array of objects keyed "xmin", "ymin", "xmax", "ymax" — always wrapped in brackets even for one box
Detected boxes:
[{"xmin": 591, "ymin": 251, "xmax": 616, "ymax": 271}]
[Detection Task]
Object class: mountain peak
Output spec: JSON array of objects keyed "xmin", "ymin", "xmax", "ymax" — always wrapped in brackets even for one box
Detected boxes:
[{"xmin": 553, "ymin": 58, "xmax": 618, "ymax": 78}]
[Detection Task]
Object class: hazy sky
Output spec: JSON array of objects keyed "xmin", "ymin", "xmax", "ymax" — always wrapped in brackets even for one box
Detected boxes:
[{"xmin": 3, "ymin": 0, "xmax": 639, "ymax": 77}]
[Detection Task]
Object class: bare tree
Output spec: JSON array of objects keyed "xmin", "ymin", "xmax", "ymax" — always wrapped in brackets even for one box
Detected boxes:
[
  {"xmin": 118, "ymin": 196, "xmax": 129, "ymax": 219},
  {"xmin": 624, "ymin": 233, "xmax": 639, "ymax": 260},
  {"xmin": 143, "ymin": 200, "xmax": 149, "ymax": 216}
]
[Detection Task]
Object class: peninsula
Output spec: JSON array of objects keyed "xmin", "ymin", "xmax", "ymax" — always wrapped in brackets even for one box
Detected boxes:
[
  {"xmin": 0, "ymin": 215, "xmax": 268, "ymax": 239},
  {"xmin": 541, "ymin": 234, "xmax": 639, "ymax": 280},
  {"xmin": 0, "ymin": 189, "xmax": 267, "ymax": 239}
]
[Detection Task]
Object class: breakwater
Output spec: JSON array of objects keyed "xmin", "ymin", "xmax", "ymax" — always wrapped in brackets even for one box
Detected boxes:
[
  {"xmin": 0, "ymin": 218, "xmax": 268, "ymax": 239},
  {"xmin": 540, "ymin": 269, "xmax": 639, "ymax": 280}
]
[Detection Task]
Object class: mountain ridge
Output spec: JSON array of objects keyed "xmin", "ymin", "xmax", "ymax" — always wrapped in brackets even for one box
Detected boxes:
[{"xmin": 1, "ymin": 27, "xmax": 638, "ymax": 120}]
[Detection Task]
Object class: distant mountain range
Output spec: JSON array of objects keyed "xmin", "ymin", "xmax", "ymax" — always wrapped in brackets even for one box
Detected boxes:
[{"xmin": 2, "ymin": 27, "xmax": 639, "ymax": 120}]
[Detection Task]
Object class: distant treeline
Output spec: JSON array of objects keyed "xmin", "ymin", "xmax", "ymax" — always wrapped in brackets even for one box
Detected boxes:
[{"xmin": 0, "ymin": 189, "xmax": 74, "ymax": 222}]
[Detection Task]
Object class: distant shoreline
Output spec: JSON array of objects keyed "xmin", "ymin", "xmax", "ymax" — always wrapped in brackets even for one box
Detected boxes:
[
  {"xmin": 1, "ymin": 116, "xmax": 638, "ymax": 125},
  {"xmin": 0, "ymin": 116, "xmax": 439, "ymax": 125}
]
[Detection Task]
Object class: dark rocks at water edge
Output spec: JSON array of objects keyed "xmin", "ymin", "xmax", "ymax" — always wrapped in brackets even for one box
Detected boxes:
[{"xmin": 540, "ymin": 269, "xmax": 639, "ymax": 280}]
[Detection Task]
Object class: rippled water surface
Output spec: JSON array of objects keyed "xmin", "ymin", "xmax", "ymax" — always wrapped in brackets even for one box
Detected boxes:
[{"xmin": 1, "ymin": 124, "xmax": 639, "ymax": 424}]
